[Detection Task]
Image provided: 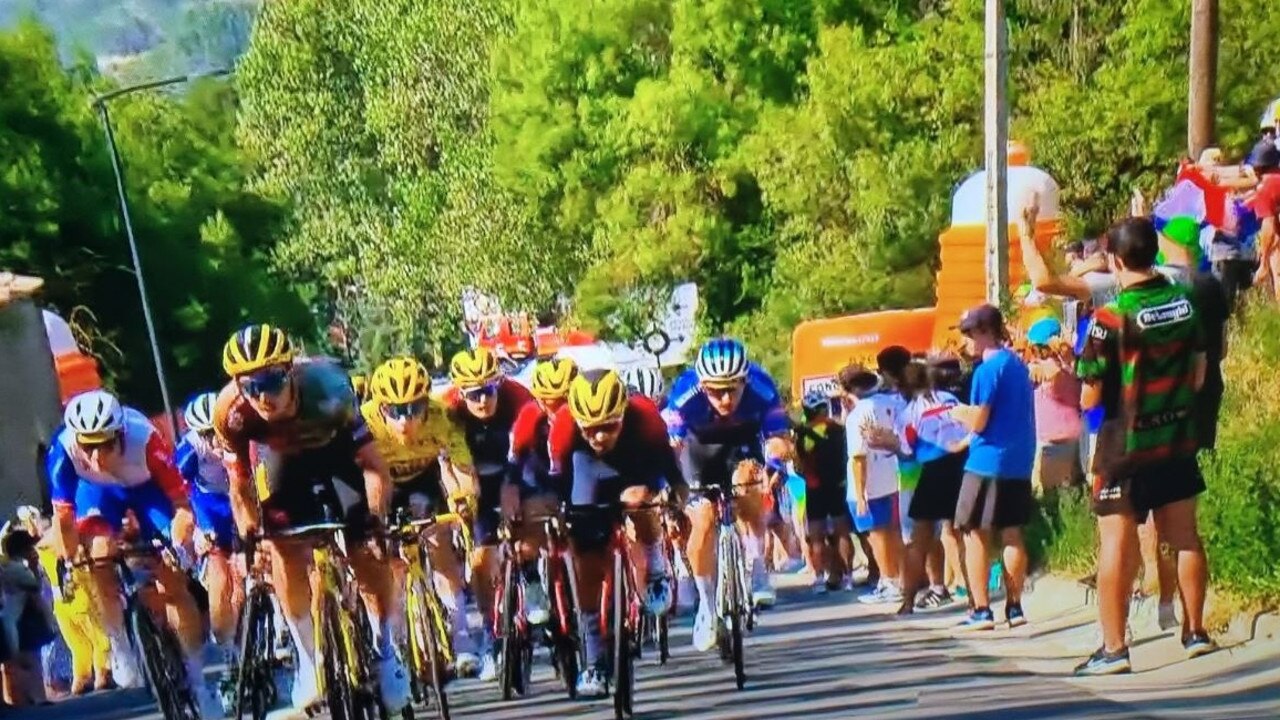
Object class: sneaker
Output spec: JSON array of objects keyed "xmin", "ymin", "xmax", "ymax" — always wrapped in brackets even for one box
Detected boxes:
[
  {"xmin": 524, "ymin": 581, "xmax": 550, "ymax": 626},
  {"xmin": 1183, "ymin": 632, "xmax": 1217, "ymax": 659},
  {"xmin": 692, "ymin": 610, "xmax": 717, "ymax": 653},
  {"xmin": 378, "ymin": 653, "xmax": 412, "ymax": 712},
  {"xmin": 478, "ymin": 652, "xmax": 498, "ymax": 683},
  {"xmin": 778, "ymin": 557, "xmax": 806, "ymax": 574},
  {"xmin": 751, "ymin": 563, "xmax": 777, "ymax": 608},
  {"xmin": 575, "ymin": 666, "xmax": 608, "ymax": 699},
  {"xmin": 289, "ymin": 663, "xmax": 320, "ymax": 710},
  {"xmin": 849, "ymin": 566, "xmax": 872, "ymax": 587},
  {"xmin": 1158, "ymin": 602, "xmax": 1178, "ymax": 632},
  {"xmin": 914, "ymin": 588, "xmax": 954, "ymax": 611},
  {"xmin": 1074, "ymin": 646, "xmax": 1132, "ymax": 676},
  {"xmin": 646, "ymin": 574, "xmax": 673, "ymax": 617},
  {"xmin": 857, "ymin": 583, "xmax": 904, "ymax": 605},
  {"xmin": 955, "ymin": 608, "xmax": 996, "ymax": 632},
  {"xmin": 811, "ymin": 579, "xmax": 829, "ymax": 595},
  {"xmin": 195, "ymin": 680, "xmax": 226, "ymax": 720},
  {"xmin": 454, "ymin": 652, "xmax": 480, "ymax": 679},
  {"xmin": 1006, "ymin": 603, "xmax": 1027, "ymax": 628}
]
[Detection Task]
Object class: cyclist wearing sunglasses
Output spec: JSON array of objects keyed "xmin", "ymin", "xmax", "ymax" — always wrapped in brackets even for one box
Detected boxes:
[
  {"xmin": 360, "ymin": 356, "xmax": 482, "ymax": 675},
  {"xmin": 548, "ymin": 370, "xmax": 684, "ymax": 698},
  {"xmin": 505, "ymin": 357, "xmax": 579, "ymax": 626},
  {"xmin": 442, "ymin": 346, "xmax": 534, "ymax": 681},
  {"xmin": 46, "ymin": 390, "xmax": 216, "ymax": 716},
  {"xmin": 174, "ymin": 391, "xmax": 243, "ymax": 714},
  {"xmin": 212, "ymin": 324, "xmax": 410, "ymax": 717},
  {"xmin": 662, "ymin": 338, "xmax": 792, "ymax": 653}
]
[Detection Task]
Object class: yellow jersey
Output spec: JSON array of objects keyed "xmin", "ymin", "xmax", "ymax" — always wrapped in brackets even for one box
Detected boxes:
[{"xmin": 360, "ymin": 398, "xmax": 471, "ymax": 484}]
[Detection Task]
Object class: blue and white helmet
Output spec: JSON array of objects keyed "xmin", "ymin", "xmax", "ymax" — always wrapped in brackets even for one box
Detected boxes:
[
  {"xmin": 622, "ymin": 366, "xmax": 665, "ymax": 400},
  {"xmin": 183, "ymin": 392, "xmax": 218, "ymax": 433},
  {"xmin": 64, "ymin": 389, "xmax": 124, "ymax": 438},
  {"xmin": 694, "ymin": 338, "xmax": 749, "ymax": 386},
  {"xmin": 801, "ymin": 389, "xmax": 830, "ymax": 412}
]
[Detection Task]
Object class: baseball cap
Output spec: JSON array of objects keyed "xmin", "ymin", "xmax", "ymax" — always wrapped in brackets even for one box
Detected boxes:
[
  {"xmin": 1026, "ymin": 316, "xmax": 1062, "ymax": 346},
  {"xmin": 1161, "ymin": 216, "xmax": 1201, "ymax": 250},
  {"xmin": 957, "ymin": 304, "xmax": 1004, "ymax": 334}
]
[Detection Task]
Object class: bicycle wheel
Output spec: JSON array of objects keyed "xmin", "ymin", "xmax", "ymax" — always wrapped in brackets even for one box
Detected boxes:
[
  {"xmin": 235, "ymin": 586, "xmax": 277, "ymax": 720},
  {"xmin": 498, "ymin": 556, "xmax": 527, "ymax": 700},
  {"xmin": 657, "ymin": 613, "xmax": 670, "ymax": 665},
  {"xmin": 131, "ymin": 602, "xmax": 199, "ymax": 720},
  {"xmin": 723, "ymin": 534, "xmax": 747, "ymax": 689},
  {"xmin": 409, "ymin": 578, "xmax": 451, "ymax": 720},
  {"xmin": 320, "ymin": 594, "xmax": 361, "ymax": 720},
  {"xmin": 551, "ymin": 560, "xmax": 580, "ymax": 700},
  {"xmin": 611, "ymin": 550, "xmax": 633, "ymax": 720}
]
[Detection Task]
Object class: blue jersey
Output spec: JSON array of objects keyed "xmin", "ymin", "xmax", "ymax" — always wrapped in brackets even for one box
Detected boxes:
[
  {"xmin": 174, "ymin": 430, "xmax": 230, "ymax": 496},
  {"xmin": 662, "ymin": 363, "xmax": 790, "ymax": 446}
]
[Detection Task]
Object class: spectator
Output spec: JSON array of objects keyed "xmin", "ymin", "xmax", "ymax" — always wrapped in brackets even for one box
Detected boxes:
[
  {"xmin": 1075, "ymin": 217, "xmax": 1214, "ymax": 676},
  {"xmin": 0, "ymin": 528, "xmax": 55, "ymax": 707},
  {"xmin": 839, "ymin": 363, "xmax": 903, "ymax": 605},
  {"xmin": 1248, "ymin": 144, "xmax": 1280, "ymax": 297},
  {"xmin": 1026, "ymin": 316, "xmax": 1084, "ymax": 495},
  {"xmin": 794, "ymin": 391, "xmax": 854, "ymax": 593},
  {"xmin": 885, "ymin": 360, "xmax": 969, "ymax": 614},
  {"xmin": 949, "ymin": 304, "xmax": 1036, "ymax": 632}
]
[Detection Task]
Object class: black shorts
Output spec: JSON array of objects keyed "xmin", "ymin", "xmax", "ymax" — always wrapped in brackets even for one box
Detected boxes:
[
  {"xmin": 678, "ymin": 432, "xmax": 763, "ymax": 490},
  {"xmin": 954, "ymin": 473, "xmax": 1033, "ymax": 532},
  {"xmin": 805, "ymin": 482, "xmax": 850, "ymax": 524},
  {"xmin": 255, "ymin": 441, "xmax": 372, "ymax": 539},
  {"xmin": 909, "ymin": 452, "xmax": 967, "ymax": 522},
  {"xmin": 1092, "ymin": 457, "xmax": 1205, "ymax": 521},
  {"xmin": 389, "ymin": 464, "xmax": 446, "ymax": 518},
  {"xmin": 473, "ymin": 471, "xmax": 505, "ymax": 546}
]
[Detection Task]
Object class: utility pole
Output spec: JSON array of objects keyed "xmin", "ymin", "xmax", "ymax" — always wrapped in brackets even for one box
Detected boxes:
[
  {"xmin": 984, "ymin": 0, "xmax": 1009, "ymax": 307},
  {"xmin": 93, "ymin": 68, "xmax": 231, "ymax": 439},
  {"xmin": 1188, "ymin": 0, "xmax": 1219, "ymax": 160}
]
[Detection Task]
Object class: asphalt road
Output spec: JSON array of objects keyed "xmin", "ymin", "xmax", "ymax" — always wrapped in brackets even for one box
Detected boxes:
[{"xmin": 17, "ymin": 574, "xmax": 1280, "ymax": 720}]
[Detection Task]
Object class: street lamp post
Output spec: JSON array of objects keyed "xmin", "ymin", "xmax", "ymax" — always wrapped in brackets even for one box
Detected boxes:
[{"xmin": 93, "ymin": 68, "xmax": 231, "ymax": 439}]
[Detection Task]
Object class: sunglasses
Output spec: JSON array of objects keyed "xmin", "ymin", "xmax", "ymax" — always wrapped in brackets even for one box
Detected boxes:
[
  {"xmin": 701, "ymin": 383, "xmax": 742, "ymax": 399},
  {"xmin": 580, "ymin": 420, "xmax": 623, "ymax": 436},
  {"xmin": 381, "ymin": 400, "xmax": 428, "ymax": 421},
  {"xmin": 461, "ymin": 382, "xmax": 499, "ymax": 402},
  {"xmin": 237, "ymin": 366, "xmax": 291, "ymax": 397},
  {"xmin": 76, "ymin": 434, "xmax": 119, "ymax": 451}
]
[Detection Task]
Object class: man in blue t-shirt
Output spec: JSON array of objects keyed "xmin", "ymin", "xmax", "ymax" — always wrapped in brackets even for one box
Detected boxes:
[{"xmin": 949, "ymin": 304, "xmax": 1036, "ymax": 633}]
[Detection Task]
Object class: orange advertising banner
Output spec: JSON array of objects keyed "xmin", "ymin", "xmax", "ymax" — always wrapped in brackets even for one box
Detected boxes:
[{"xmin": 790, "ymin": 308, "xmax": 937, "ymax": 400}]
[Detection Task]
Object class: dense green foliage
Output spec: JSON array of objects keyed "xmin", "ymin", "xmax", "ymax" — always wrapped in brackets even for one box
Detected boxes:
[{"xmin": 0, "ymin": 21, "xmax": 307, "ymax": 410}]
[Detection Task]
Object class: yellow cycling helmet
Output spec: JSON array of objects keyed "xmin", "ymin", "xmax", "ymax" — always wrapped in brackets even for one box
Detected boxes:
[
  {"xmin": 568, "ymin": 370, "xmax": 629, "ymax": 426},
  {"xmin": 449, "ymin": 347, "xmax": 500, "ymax": 388},
  {"xmin": 531, "ymin": 357, "xmax": 578, "ymax": 400},
  {"xmin": 350, "ymin": 373, "xmax": 369, "ymax": 401},
  {"xmin": 222, "ymin": 324, "xmax": 294, "ymax": 377},
  {"xmin": 370, "ymin": 357, "xmax": 431, "ymax": 404}
]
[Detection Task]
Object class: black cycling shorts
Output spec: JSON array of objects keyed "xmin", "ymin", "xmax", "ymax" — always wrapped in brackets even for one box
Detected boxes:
[
  {"xmin": 254, "ymin": 440, "xmax": 372, "ymax": 540},
  {"xmin": 678, "ymin": 432, "xmax": 763, "ymax": 490}
]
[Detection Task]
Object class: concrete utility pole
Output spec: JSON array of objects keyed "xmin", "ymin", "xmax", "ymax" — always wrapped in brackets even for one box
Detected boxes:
[
  {"xmin": 984, "ymin": 0, "xmax": 1009, "ymax": 306},
  {"xmin": 1188, "ymin": 0, "xmax": 1218, "ymax": 159}
]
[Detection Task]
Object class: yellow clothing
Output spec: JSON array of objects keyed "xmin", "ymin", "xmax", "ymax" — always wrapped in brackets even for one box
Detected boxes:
[
  {"xmin": 36, "ymin": 546, "xmax": 110, "ymax": 688},
  {"xmin": 360, "ymin": 398, "xmax": 471, "ymax": 484}
]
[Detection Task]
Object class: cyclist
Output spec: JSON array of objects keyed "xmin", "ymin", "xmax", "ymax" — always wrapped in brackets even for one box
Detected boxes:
[
  {"xmin": 622, "ymin": 366, "xmax": 667, "ymax": 407},
  {"xmin": 174, "ymin": 391, "xmax": 243, "ymax": 713},
  {"xmin": 442, "ymin": 346, "xmax": 534, "ymax": 681},
  {"xmin": 506, "ymin": 357, "xmax": 579, "ymax": 625},
  {"xmin": 46, "ymin": 390, "xmax": 221, "ymax": 718},
  {"xmin": 663, "ymin": 338, "xmax": 791, "ymax": 652},
  {"xmin": 549, "ymin": 370, "xmax": 682, "ymax": 698},
  {"xmin": 212, "ymin": 324, "xmax": 410, "ymax": 718},
  {"xmin": 359, "ymin": 356, "xmax": 482, "ymax": 675}
]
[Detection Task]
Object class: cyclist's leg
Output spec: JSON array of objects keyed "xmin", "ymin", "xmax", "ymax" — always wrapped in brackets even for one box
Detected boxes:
[
  {"xmin": 619, "ymin": 482, "xmax": 670, "ymax": 615},
  {"xmin": 731, "ymin": 460, "xmax": 774, "ymax": 605},
  {"xmin": 677, "ymin": 436, "xmax": 724, "ymax": 650},
  {"xmin": 191, "ymin": 486, "xmax": 239, "ymax": 652},
  {"xmin": 73, "ymin": 483, "xmax": 140, "ymax": 689},
  {"xmin": 567, "ymin": 451, "xmax": 618, "ymax": 697},
  {"xmin": 469, "ymin": 471, "xmax": 503, "ymax": 680},
  {"xmin": 424, "ymin": 523, "xmax": 478, "ymax": 668},
  {"xmin": 516, "ymin": 488, "xmax": 558, "ymax": 625}
]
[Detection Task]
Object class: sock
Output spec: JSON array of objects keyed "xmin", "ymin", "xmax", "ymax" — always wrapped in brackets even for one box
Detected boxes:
[
  {"xmin": 695, "ymin": 575, "xmax": 716, "ymax": 614},
  {"xmin": 931, "ymin": 584, "xmax": 947, "ymax": 595},
  {"xmin": 581, "ymin": 611, "xmax": 604, "ymax": 668},
  {"xmin": 282, "ymin": 612, "xmax": 316, "ymax": 679}
]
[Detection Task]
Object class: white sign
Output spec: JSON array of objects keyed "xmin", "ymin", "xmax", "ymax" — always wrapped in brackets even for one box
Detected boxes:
[
  {"xmin": 612, "ymin": 282, "xmax": 699, "ymax": 370},
  {"xmin": 801, "ymin": 375, "xmax": 839, "ymax": 398}
]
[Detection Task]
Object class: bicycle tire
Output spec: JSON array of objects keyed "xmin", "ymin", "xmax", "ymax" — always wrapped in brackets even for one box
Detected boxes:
[
  {"xmin": 411, "ymin": 578, "xmax": 451, "ymax": 720},
  {"xmin": 612, "ymin": 550, "xmax": 633, "ymax": 720},
  {"xmin": 730, "ymin": 612, "xmax": 745, "ymax": 690},
  {"xmin": 320, "ymin": 594, "xmax": 361, "ymax": 720},
  {"xmin": 657, "ymin": 613, "xmax": 670, "ymax": 665},
  {"xmin": 235, "ymin": 586, "xmax": 276, "ymax": 720},
  {"xmin": 131, "ymin": 602, "xmax": 199, "ymax": 720},
  {"xmin": 551, "ymin": 563, "xmax": 580, "ymax": 700},
  {"xmin": 498, "ymin": 556, "xmax": 525, "ymax": 701}
]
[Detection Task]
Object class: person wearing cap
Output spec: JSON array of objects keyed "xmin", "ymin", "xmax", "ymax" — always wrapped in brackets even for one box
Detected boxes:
[
  {"xmin": 949, "ymin": 304, "xmax": 1036, "ymax": 632},
  {"xmin": 1026, "ymin": 316, "xmax": 1083, "ymax": 496},
  {"xmin": 838, "ymin": 363, "xmax": 903, "ymax": 605},
  {"xmin": 794, "ymin": 390, "xmax": 854, "ymax": 593},
  {"xmin": 1248, "ymin": 143, "xmax": 1280, "ymax": 297}
]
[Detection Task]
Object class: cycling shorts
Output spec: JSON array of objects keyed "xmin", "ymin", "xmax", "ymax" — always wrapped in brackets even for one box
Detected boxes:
[
  {"xmin": 567, "ymin": 451, "xmax": 664, "ymax": 551},
  {"xmin": 190, "ymin": 485, "xmax": 234, "ymax": 552},
  {"xmin": 677, "ymin": 432, "xmax": 763, "ymax": 490},
  {"xmin": 74, "ymin": 480, "xmax": 175, "ymax": 541},
  {"xmin": 254, "ymin": 442, "xmax": 372, "ymax": 539},
  {"xmin": 389, "ymin": 464, "xmax": 446, "ymax": 519}
]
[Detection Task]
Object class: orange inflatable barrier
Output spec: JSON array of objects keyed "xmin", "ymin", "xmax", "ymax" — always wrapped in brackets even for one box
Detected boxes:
[
  {"xmin": 54, "ymin": 352, "xmax": 103, "ymax": 405},
  {"xmin": 791, "ymin": 308, "xmax": 937, "ymax": 399}
]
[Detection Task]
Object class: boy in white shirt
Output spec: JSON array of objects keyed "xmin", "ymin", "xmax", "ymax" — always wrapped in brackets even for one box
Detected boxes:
[{"xmin": 839, "ymin": 364, "xmax": 904, "ymax": 605}]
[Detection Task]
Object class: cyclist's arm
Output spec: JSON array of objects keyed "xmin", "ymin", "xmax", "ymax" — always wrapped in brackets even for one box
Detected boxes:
[
  {"xmin": 354, "ymin": 438, "xmax": 391, "ymax": 518},
  {"xmin": 214, "ymin": 394, "xmax": 260, "ymax": 536},
  {"xmin": 145, "ymin": 431, "xmax": 191, "ymax": 512},
  {"xmin": 173, "ymin": 439, "xmax": 201, "ymax": 491},
  {"xmin": 46, "ymin": 439, "xmax": 81, "ymax": 560}
]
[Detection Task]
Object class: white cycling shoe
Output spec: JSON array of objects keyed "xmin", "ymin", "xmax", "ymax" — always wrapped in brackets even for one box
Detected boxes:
[
  {"xmin": 524, "ymin": 581, "xmax": 551, "ymax": 626},
  {"xmin": 692, "ymin": 609, "xmax": 718, "ymax": 652},
  {"xmin": 454, "ymin": 652, "xmax": 480, "ymax": 678},
  {"xmin": 575, "ymin": 667, "xmax": 608, "ymax": 698},
  {"xmin": 478, "ymin": 653, "xmax": 499, "ymax": 683},
  {"xmin": 110, "ymin": 638, "xmax": 145, "ymax": 689},
  {"xmin": 646, "ymin": 574, "xmax": 673, "ymax": 617}
]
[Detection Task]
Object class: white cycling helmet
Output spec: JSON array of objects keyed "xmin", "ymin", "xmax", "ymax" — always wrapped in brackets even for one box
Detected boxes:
[
  {"xmin": 64, "ymin": 389, "xmax": 124, "ymax": 440},
  {"xmin": 184, "ymin": 392, "xmax": 218, "ymax": 433},
  {"xmin": 695, "ymin": 338, "xmax": 749, "ymax": 386},
  {"xmin": 622, "ymin": 366, "xmax": 665, "ymax": 400}
]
